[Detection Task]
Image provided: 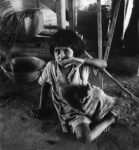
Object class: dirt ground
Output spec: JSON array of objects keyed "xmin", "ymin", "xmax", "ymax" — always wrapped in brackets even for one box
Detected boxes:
[{"xmin": 0, "ymin": 56, "xmax": 139, "ymax": 150}]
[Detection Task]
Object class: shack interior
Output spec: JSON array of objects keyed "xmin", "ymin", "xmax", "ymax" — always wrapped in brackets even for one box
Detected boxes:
[{"xmin": 0, "ymin": 0, "xmax": 139, "ymax": 150}]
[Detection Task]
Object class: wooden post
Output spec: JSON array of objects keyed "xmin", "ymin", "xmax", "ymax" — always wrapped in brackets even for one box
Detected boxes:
[
  {"xmin": 104, "ymin": 0, "xmax": 121, "ymax": 61},
  {"xmin": 56, "ymin": 0, "xmax": 66, "ymax": 29},
  {"xmin": 35, "ymin": 0, "xmax": 39, "ymax": 7},
  {"xmin": 74, "ymin": 0, "xmax": 78, "ymax": 30},
  {"xmin": 97, "ymin": 0, "xmax": 103, "ymax": 89},
  {"xmin": 68, "ymin": 0, "xmax": 77, "ymax": 31},
  {"xmin": 97, "ymin": 0, "xmax": 102, "ymax": 59},
  {"xmin": 84, "ymin": 50, "xmax": 139, "ymax": 102}
]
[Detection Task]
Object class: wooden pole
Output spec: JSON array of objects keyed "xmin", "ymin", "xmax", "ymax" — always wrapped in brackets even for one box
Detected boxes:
[
  {"xmin": 74, "ymin": 0, "xmax": 78, "ymax": 31},
  {"xmin": 104, "ymin": 0, "xmax": 122, "ymax": 61},
  {"xmin": 35, "ymin": 0, "xmax": 39, "ymax": 7},
  {"xmin": 84, "ymin": 50, "xmax": 139, "ymax": 102},
  {"xmin": 97, "ymin": 0, "xmax": 103, "ymax": 89},
  {"xmin": 68, "ymin": 0, "xmax": 77, "ymax": 31},
  {"xmin": 56, "ymin": 0, "xmax": 66, "ymax": 29},
  {"xmin": 97, "ymin": 0, "xmax": 102, "ymax": 59}
]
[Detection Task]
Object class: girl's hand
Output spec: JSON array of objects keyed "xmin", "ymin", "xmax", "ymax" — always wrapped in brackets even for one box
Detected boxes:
[{"xmin": 60, "ymin": 57, "xmax": 85, "ymax": 68}]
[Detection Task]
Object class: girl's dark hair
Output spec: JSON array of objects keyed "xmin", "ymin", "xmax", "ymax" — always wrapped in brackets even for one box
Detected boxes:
[{"xmin": 49, "ymin": 29, "xmax": 85, "ymax": 57}]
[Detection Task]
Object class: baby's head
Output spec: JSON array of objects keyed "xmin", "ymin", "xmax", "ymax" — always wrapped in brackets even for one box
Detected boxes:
[
  {"xmin": 49, "ymin": 29, "xmax": 85, "ymax": 63},
  {"xmin": 62, "ymin": 84, "xmax": 90, "ymax": 111}
]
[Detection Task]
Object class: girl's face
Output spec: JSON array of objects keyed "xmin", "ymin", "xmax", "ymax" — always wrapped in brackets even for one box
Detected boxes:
[{"xmin": 54, "ymin": 46, "xmax": 74, "ymax": 64}]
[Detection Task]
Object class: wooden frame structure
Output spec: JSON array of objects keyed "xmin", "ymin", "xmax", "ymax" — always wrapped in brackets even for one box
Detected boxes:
[
  {"xmin": 55, "ymin": 0, "xmax": 139, "ymax": 101},
  {"xmin": 56, "ymin": 0, "xmax": 77, "ymax": 30},
  {"xmin": 97, "ymin": 0, "xmax": 103, "ymax": 88},
  {"xmin": 56, "ymin": 0, "xmax": 66, "ymax": 29}
]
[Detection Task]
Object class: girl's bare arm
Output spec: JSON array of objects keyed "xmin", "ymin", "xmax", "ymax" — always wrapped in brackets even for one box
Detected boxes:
[
  {"xmin": 84, "ymin": 58, "xmax": 107, "ymax": 69},
  {"xmin": 60, "ymin": 57, "xmax": 107, "ymax": 70}
]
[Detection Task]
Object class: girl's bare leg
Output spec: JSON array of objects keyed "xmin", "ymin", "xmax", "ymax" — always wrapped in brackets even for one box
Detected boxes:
[
  {"xmin": 89, "ymin": 115, "xmax": 115, "ymax": 141},
  {"xmin": 74, "ymin": 115, "xmax": 116, "ymax": 143}
]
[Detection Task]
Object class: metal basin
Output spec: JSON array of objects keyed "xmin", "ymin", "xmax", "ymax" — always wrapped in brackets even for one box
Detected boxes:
[{"xmin": 1, "ymin": 57, "xmax": 45, "ymax": 83}]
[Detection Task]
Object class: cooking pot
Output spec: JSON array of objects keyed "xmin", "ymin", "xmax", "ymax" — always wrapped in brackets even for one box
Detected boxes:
[{"xmin": 1, "ymin": 56, "xmax": 45, "ymax": 83}]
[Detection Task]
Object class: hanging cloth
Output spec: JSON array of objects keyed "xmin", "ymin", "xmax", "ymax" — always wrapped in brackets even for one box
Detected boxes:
[
  {"xmin": 122, "ymin": 0, "xmax": 134, "ymax": 39},
  {"xmin": 0, "ymin": 12, "xmax": 25, "ymax": 58}
]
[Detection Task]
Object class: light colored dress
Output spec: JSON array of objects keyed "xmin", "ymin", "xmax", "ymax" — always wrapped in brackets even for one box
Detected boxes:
[{"xmin": 38, "ymin": 61, "xmax": 115, "ymax": 133}]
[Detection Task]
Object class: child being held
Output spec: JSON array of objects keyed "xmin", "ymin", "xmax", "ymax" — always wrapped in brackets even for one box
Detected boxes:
[{"xmin": 62, "ymin": 84, "xmax": 115, "ymax": 121}]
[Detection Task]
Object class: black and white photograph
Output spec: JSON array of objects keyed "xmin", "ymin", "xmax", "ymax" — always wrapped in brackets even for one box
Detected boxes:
[{"xmin": 0, "ymin": 0, "xmax": 139, "ymax": 149}]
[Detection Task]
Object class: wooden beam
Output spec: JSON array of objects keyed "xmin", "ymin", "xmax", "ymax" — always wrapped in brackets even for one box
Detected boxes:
[
  {"xmin": 56, "ymin": 0, "xmax": 66, "ymax": 29},
  {"xmin": 84, "ymin": 50, "xmax": 139, "ymax": 102},
  {"xmin": 35, "ymin": 0, "xmax": 39, "ymax": 7},
  {"xmin": 97, "ymin": 0, "xmax": 102, "ymax": 59},
  {"xmin": 97, "ymin": 0, "xmax": 103, "ymax": 89},
  {"xmin": 68, "ymin": 0, "xmax": 77, "ymax": 31},
  {"xmin": 104, "ymin": 0, "xmax": 122, "ymax": 61}
]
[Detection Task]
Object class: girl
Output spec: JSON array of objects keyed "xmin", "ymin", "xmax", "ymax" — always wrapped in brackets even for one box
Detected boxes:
[{"xmin": 32, "ymin": 29, "xmax": 116, "ymax": 143}]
